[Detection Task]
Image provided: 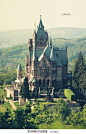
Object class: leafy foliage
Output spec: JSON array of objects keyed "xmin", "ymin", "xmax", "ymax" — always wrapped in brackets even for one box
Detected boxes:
[
  {"xmin": 64, "ymin": 89, "xmax": 76, "ymax": 101},
  {"xmin": 0, "ymin": 101, "xmax": 37, "ymax": 129},
  {"xmin": 52, "ymin": 98, "xmax": 70, "ymax": 121},
  {"xmin": 0, "ymin": 98, "xmax": 86, "ymax": 128},
  {"xmin": 0, "ymin": 36, "xmax": 86, "ymax": 85}
]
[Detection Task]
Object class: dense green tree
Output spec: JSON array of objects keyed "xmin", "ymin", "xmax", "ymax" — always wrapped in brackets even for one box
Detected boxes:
[
  {"xmin": 52, "ymin": 98, "xmax": 70, "ymax": 122},
  {"xmin": 73, "ymin": 51, "xmax": 86, "ymax": 94},
  {"xmin": 65, "ymin": 108, "xmax": 84, "ymax": 127},
  {"xmin": 32, "ymin": 103, "xmax": 52, "ymax": 124},
  {"xmin": 10, "ymin": 102, "xmax": 37, "ymax": 129},
  {"xmin": 0, "ymin": 111, "xmax": 12, "ymax": 129},
  {"xmin": 20, "ymin": 77, "xmax": 29, "ymax": 99},
  {"xmin": 11, "ymin": 107, "xmax": 24, "ymax": 129}
]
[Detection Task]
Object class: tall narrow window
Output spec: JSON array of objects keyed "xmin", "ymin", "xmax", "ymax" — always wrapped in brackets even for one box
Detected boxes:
[
  {"xmin": 39, "ymin": 79, "xmax": 41, "ymax": 86},
  {"xmin": 56, "ymin": 69, "xmax": 57, "ymax": 75},
  {"xmin": 43, "ymin": 79, "xmax": 45, "ymax": 86},
  {"xmin": 47, "ymin": 79, "xmax": 50, "ymax": 86},
  {"xmin": 40, "ymin": 68, "xmax": 41, "ymax": 76},
  {"xmin": 47, "ymin": 68, "xmax": 49, "ymax": 76}
]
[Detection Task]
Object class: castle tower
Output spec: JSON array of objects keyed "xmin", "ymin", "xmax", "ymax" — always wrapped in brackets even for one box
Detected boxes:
[
  {"xmin": 17, "ymin": 64, "xmax": 22, "ymax": 80},
  {"xmin": 31, "ymin": 31, "xmax": 37, "ymax": 78},
  {"xmin": 25, "ymin": 15, "xmax": 68, "ymax": 92}
]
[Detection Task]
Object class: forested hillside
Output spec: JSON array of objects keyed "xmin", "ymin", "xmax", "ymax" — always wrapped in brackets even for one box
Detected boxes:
[
  {"xmin": 0, "ymin": 36, "xmax": 86, "ymax": 71},
  {"xmin": 0, "ymin": 36, "xmax": 86, "ymax": 85},
  {"xmin": 1, "ymin": 27, "xmax": 86, "ymax": 49}
]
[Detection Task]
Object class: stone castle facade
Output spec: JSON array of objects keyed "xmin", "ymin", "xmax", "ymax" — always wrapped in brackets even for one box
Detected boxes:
[
  {"xmin": 6, "ymin": 16, "xmax": 72, "ymax": 100},
  {"xmin": 25, "ymin": 16, "xmax": 69, "ymax": 95}
]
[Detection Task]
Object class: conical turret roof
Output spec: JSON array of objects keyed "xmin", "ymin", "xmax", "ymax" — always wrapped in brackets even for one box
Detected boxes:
[
  {"xmin": 17, "ymin": 64, "xmax": 22, "ymax": 71},
  {"xmin": 50, "ymin": 44, "xmax": 56, "ymax": 61},
  {"xmin": 37, "ymin": 15, "xmax": 45, "ymax": 40}
]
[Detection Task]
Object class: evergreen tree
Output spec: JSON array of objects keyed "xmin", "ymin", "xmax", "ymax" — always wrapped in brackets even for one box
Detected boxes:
[
  {"xmin": 73, "ymin": 51, "xmax": 86, "ymax": 94},
  {"xmin": 20, "ymin": 77, "xmax": 29, "ymax": 99}
]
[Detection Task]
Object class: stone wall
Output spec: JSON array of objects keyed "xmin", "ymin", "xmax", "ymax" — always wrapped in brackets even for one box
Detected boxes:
[
  {"xmin": 19, "ymin": 96, "xmax": 26, "ymax": 106},
  {"xmin": 5, "ymin": 86, "xmax": 13, "ymax": 98}
]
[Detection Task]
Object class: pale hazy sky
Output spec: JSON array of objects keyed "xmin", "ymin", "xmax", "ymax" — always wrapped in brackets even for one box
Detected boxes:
[{"xmin": 0, "ymin": 0, "xmax": 86, "ymax": 30}]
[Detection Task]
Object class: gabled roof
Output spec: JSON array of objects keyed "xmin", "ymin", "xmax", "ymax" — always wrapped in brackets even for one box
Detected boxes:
[
  {"xmin": 38, "ymin": 45, "xmax": 51, "ymax": 62},
  {"xmin": 32, "ymin": 78, "xmax": 37, "ymax": 83},
  {"xmin": 30, "ymin": 46, "xmax": 67, "ymax": 66},
  {"xmin": 54, "ymin": 48, "xmax": 67, "ymax": 65},
  {"xmin": 30, "ymin": 49, "xmax": 43, "ymax": 61}
]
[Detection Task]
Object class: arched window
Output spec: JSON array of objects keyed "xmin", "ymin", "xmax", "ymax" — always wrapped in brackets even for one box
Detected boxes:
[
  {"xmin": 47, "ymin": 79, "xmax": 50, "ymax": 86},
  {"xmin": 43, "ymin": 79, "xmax": 45, "ymax": 86},
  {"xmin": 39, "ymin": 79, "xmax": 41, "ymax": 86}
]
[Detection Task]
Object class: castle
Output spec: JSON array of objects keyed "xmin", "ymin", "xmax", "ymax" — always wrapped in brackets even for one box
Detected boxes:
[
  {"xmin": 6, "ymin": 15, "xmax": 72, "ymax": 100},
  {"xmin": 25, "ymin": 15, "xmax": 69, "ymax": 96}
]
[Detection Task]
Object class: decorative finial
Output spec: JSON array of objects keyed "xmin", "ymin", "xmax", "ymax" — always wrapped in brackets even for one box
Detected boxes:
[{"xmin": 39, "ymin": 9, "xmax": 42, "ymax": 20}]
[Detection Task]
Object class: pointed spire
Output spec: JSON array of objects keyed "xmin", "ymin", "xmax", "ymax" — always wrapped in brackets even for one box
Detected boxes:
[
  {"xmin": 33, "ymin": 40, "xmax": 36, "ymax": 61},
  {"xmin": 39, "ymin": 14, "xmax": 44, "ymax": 29},
  {"xmin": 17, "ymin": 64, "xmax": 22, "ymax": 71},
  {"xmin": 39, "ymin": 9, "xmax": 42, "ymax": 20},
  {"xmin": 40, "ymin": 14, "xmax": 42, "ymax": 20},
  {"xmin": 50, "ymin": 44, "xmax": 55, "ymax": 61},
  {"xmin": 37, "ymin": 14, "xmax": 45, "ymax": 40},
  {"xmin": 49, "ymin": 36, "xmax": 52, "ymax": 48}
]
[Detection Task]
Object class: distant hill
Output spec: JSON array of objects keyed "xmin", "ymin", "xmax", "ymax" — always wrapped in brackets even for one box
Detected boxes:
[
  {"xmin": 48, "ymin": 27, "xmax": 86, "ymax": 38},
  {"xmin": 0, "ymin": 36, "xmax": 86, "ymax": 72},
  {"xmin": 1, "ymin": 27, "xmax": 86, "ymax": 49}
]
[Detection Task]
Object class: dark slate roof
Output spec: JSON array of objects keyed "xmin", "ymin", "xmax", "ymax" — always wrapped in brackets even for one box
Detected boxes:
[
  {"xmin": 38, "ymin": 45, "xmax": 51, "ymax": 61},
  {"xmin": 54, "ymin": 48, "xmax": 67, "ymax": 65},
  {"xmin": 32, "ymin": 78, "xmax": 37, "ymax": 83},
  {"xmin": 37, "ymin": 17, "xmax": 45, "ymax": 41},
  {"xmin": 30, "ymin": 46, "xmax": 67, "ymax": 66},
  {"xmin": 17, "ymin": 64, "xmax": 22, "ymax": 71},
  {"xmin": 30, "ymin": 49, "xmax": 43, "ymax": 61}
]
